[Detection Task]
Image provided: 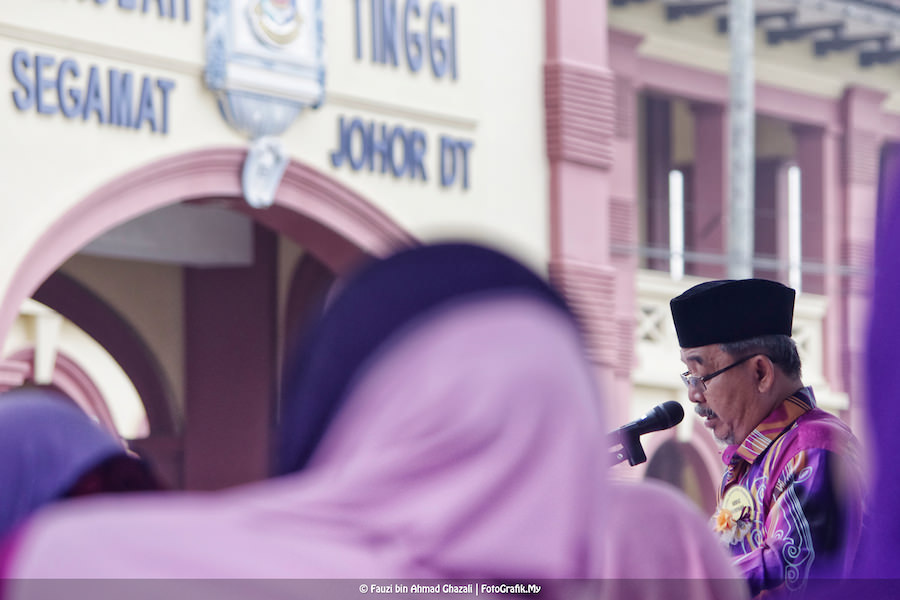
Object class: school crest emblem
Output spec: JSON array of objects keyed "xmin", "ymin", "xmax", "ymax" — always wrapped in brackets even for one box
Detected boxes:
[
  {"xmin": 204, "ymin": 0, "xmax": 325, "ymax": 208},
  {"xmin": 247, "ymin": 0, "xmax": 302, "ymax": 48}
]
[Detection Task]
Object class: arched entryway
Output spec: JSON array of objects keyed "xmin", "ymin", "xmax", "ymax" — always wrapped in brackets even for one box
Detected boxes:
[
  {"xmin": 645, "ymin": 438, "xmax": 717, "ymax": 515},
  {"xmin": 0, "ymin": 148, "xmax": 416, "ymax": 490}
]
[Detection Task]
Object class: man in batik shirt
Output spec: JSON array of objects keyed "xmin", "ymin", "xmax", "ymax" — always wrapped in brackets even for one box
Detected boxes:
[{"xmin": 670, "ymin": 279, "xmax": 864, "ymax": 598}]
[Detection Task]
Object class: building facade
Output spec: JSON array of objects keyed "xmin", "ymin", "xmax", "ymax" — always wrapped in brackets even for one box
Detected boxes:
[{"xmin": 1, "ymin": 0, "xmax": 897, "ymax": 509}]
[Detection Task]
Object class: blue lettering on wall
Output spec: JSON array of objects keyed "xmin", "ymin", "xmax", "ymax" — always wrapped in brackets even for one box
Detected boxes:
[
  {"xmin": 58, "ymin": 59, "xmax": 83, "ymax": 118},
  {"xmin": 370, "ymin": 0, "xmax": 381, "ymax": 64},
  {"xmin": 11, "ymin": 52, "xmax": 34, "ymax": 110},
  {"xmin": 134, "ymin": 76, "xmax": 158, "ymax": 131},
  {"xmin": 155, "ymin": 79, "xmax": 175, "ymax": 133},
  {"xmin": 35, "ymin": 54, "xmax": 58, "ymax": 115},
  {"xmin": 10, "ymin": 50, "xmax": 175, "ymax": 134},
  {"xmin": 403, "ymin": 0, "xmax": 423, "ymax": 73},
  {"xmin": 381, "ymin": 0, "xmax": 400, "ymax": 67},
  {"xmin": 109, "ymin": 68, "xmax": 134, "ymax": 126},
  {"xmin": 354, "ymin": 0, "xmax": 458, "ymax": 80},
  {"xmin": 331, "ymin": 115, "xmax": 429, "ymax": 182},
  {"xmin": 95, "ymin": 0, "xmax": 190, "ymax": 21},
  {"xmin": 354, "ymin": 0, "xmax": 363, "ymax": 59},
  {"xmin": 439, "ymin": 135, "xmax": 471, "ymax": 189},
  {"xmin": 84, "ymin": 66, "xmax": 107, "ymax": 123},
  {"xmin": 330, "ymin": 114, "xmax": 471, "ymax": 189}
]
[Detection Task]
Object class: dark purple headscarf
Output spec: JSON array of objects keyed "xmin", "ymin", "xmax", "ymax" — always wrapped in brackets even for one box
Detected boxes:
[
  {"xmin": 276, "ymin": 242, "xmax": 571, "ymax": 475},
  {"xmin": 854, "ymin": 194, "xmax": 900, "ymax": 579},
  {"xmin": 0, "ymin": 389, "xmax": 128, "ymax": 538}
]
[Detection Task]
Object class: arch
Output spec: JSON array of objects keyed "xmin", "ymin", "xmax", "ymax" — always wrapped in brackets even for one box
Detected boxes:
[
  {"xmin": 283, "ymin": 252, "xmax": 336, "ymax": 359},
  {"xmin": 645, "ymin": 438, "xmax": 717, "ymax": 515},
  {"xmin": 4, "ymin": 348, "xmax": 118, "ymax": 438},
  {"xmin": 32, "ymin": 272, "xmax": 175, "ymax": 436},
  {"xmin": 0, "ymin": 147, "xmax": 417, "ymax": 345}
]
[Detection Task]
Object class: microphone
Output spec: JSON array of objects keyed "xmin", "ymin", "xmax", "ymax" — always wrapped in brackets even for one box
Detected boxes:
[
  {"xmin": 608, "ymin": 401, "xmax": 685, "ymax": 467},
  {"xmin": 610, "ymin": 401, "xmax": 685, "ymax": 441}
]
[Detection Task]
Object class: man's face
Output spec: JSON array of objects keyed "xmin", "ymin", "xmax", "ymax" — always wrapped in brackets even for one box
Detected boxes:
[{"xmin": 680, "ymin": 345, "xmax": 759, "ymax": 446}]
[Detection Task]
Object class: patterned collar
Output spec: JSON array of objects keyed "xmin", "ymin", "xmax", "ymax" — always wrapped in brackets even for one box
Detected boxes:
[{"xmin": 722, "ymin": 386, "xmax": 816, "ymax": 466}]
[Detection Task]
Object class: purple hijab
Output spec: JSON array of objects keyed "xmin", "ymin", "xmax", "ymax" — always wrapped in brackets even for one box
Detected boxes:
[
  {"xmin": 0, "ymin": 389, "xmax": 127, "ymax": 538},
  {"xmin": 791, "ymin": 166, "xmax": 900, "ymax": 600},
  {"xmin": 853, "ymin": 192, "xmax": 900, "ymax": 579}
]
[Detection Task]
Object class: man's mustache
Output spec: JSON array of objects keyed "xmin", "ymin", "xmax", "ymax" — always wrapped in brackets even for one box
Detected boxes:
[{"xmin": 695, "ymin": 405, "xmax": 718, "ymax": 419}]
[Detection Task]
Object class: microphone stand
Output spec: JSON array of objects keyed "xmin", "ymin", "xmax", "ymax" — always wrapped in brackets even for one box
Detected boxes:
[{"xmin": 608, "ymin": 430, "xmax": 647, "ymax": 467}]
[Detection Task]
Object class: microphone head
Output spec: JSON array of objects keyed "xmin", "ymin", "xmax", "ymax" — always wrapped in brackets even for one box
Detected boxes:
[{"xmin": 656, "ymin": 400, "xmax": 685, "ymax": 429}]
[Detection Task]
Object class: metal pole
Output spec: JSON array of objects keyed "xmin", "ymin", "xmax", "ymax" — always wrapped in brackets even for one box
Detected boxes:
[{"xmin": 728, "ymin": 0, "xmax": 755, "ymax": 279}]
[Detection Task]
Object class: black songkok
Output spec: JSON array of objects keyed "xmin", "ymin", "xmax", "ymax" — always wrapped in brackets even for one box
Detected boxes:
[{"xmin": 670, "ymin": 279, "xmax": 796, "ymax": 348}]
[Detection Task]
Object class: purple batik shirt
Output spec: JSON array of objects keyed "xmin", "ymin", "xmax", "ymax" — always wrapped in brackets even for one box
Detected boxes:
[{"xmin": 714, "ymin": 387, "xmax": 864, "ymax": 598}]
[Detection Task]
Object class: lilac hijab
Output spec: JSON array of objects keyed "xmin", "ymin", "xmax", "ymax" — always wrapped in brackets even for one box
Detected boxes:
[
  {"xmin": 276, "ymin": 242, "xmax": 569, "ymax": 475},
  {"xmin": 0, "ymin": 389, "xmax": 126, "ymax": 538}
]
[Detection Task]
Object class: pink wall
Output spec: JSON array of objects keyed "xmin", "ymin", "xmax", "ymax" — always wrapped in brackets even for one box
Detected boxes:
[
  {"xmin": 545, "ymin": 0, "xmax": 623, "ymax": 431},
  {"xmin": 183, "ymin": 224, "xmax": 277, "ymax": 490}
]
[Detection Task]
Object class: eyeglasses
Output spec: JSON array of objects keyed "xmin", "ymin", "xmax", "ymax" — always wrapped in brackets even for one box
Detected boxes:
[{"xmin": 680, "ymin": 354, "xmax": 757, "ymax": 392}]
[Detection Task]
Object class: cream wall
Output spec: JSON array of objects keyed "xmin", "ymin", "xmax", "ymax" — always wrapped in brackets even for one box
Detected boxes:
[
  {"xmin": 0, "ymin": 0, "xmax": 551, "ymax": 297},
  {"xmin": 1, "ymin": 0, "xmax": 549, "ymax": 437},
  {"xmin": 2, "ymin": 299, "xmax": 148, "ymax": 438},
  {"xmin": 60, "ymin": 255, "xmax": 185, "ymax": 419},
  {"xmin": 60, "ymin": 240, "xmax": 306, "ymax": 426}
]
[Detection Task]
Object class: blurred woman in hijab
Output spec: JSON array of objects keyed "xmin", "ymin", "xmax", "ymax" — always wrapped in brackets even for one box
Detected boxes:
[
  {"xmin": 815, "ymin": 193, "xmax": 900, "ymax": 595},
  {"xmin": 0, "ymin": 243, "xmax": 745, "ymax": 599},
  {"xmin": 0, "ymin": 388, "xmax": 161, "ymax": 539}
]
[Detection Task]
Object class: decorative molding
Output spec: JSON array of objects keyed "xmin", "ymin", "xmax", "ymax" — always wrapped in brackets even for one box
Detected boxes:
[
  {"xmin": 548, "ymin": 259, "xmax": 619, "ymax": 367},
  {"xmin": 615, "ymin": 74, "xmax": 636, "ymax": 139},
  {"xmin": 242, "ymin": 136, "xmax": 290, "ymax": 208},
  {"xmin": 545, "ymin": 61, "xmax": 616, "ymax": 169},
  {"xmin": 0, "ymin": 359, "xmax": 29, "ymax": 389},
  {"xmin": 608, "ymin": 29, "xmax": 645, "ymax": 73},
  {"xmin": 204, "ymin": 0, "xmax": 325, "ymax": 136},
  {"xmin": 842, "ymin": 239, "xmax": 874, "ymax": 293},
  {"xmin": 846, "ymin": 130, "xmax": 881, "ymax": 186},
  {"xmin": 204, "ymin": 0, "xmax": 229, "ymax": 91},
  {"xmin": 217, "ymin": 93, "xmax": 303, "ymax": 140},
  {"xmin": 615, "ymin": 316, "xmax": 636, "ymax": 378},
  {"xmin": 610, "ymin": 196, "xmax": 637, "ymax": 247},
  {"xmin": 0, "ymin": 22, "xmax": 200, "ymax": 77},
  {"xmin": 4, "ymin": 349, "xmax": 119, "ymax": 438},
  {"xmin": 0, "ymin": 148, "xmax": 415, "ymax": 350},
  {"xmin": 631, "ymin": 55, "xmax": 844, "ymax": 134},
  {"xmin": 204, "ymin": 0, "xmax": 326, "ymax": 207}
]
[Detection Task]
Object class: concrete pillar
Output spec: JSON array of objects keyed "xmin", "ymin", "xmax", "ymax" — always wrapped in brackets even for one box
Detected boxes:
[
  {"xmin": 545, "ymin": 0, "xmax": 618, "ymax": 409},
  {"xmin": 645, "ymin": 96, "xmax": 672, "ymax": 272},
  {"xmin": 687, "ymin": 103, "xmax": 728, "ymax": 279},
  {"xmin": 183, "ymin": 224, "xmax": 277, "ymax": 490},
  {"xmin": 754, "ymin": 158, "xmax": 790, "ymax": 281},
  {"xmin": 608, "ymin": 29, "xmax": 643, "ymax": 444},
  {"xmin": 793, "ymin": 124, "xmax": 843, "ymax": 393},
  {"xmin": 841, "ymin": 86, "xmax": 887, "ymax": 434}
]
